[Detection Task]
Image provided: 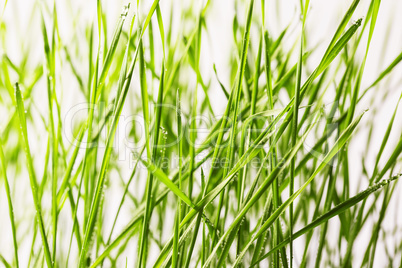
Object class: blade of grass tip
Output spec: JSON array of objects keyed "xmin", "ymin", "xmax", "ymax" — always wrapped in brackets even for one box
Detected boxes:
[
  {"xmin": 270, "ymin": 17, "xmax": 362, "ymax": 163},
  {"xmin": 156, "ymin": 3, "xmax": 165, "ymax": 55},
  {"xmin": 15, "ymin": 83, "xmax": 53, "ymax": 268},
  {"xmin": 140, "ymin": 0, "xmax": 162, "ymax": 39},
  {"xmin": 0, "ymin": 138, "xmax": 19, "ymax": 268},
  {"xmin": 148, "ymin": 19, "xmax": 155, "ymax": 72},
  {"xmin": 319, "ymin": 0, "xmax": 360, "ymax": 67},
  {"xmin": 317, "ymin": 18, "xmax": 362, "ymax": 78},
  {"xmin": 346, "ymin": 0, "xmax": 380, "ymax": 125},
  {"xmin": 253, "ymin": 174, "xmax": 402, "ymax": 266},
  {"xmin": 232, "ymin": 110, "xmax": 366, "ymax": 267},
  {"xmin": 102, "ymin": 11, "xmax": 107, "ymax": 62},
  {"xmin": 213, "ymin": 64, "xmax": 230, "ymax": 99},
  {"xmin": 113, "ymin": 15, "xmax": 135, "ymax": 112},
  {"xmin": 360, "ymin": 50, "xmax": 402, "ymax": 100},
  {"xmin": 95, "ymin": 4, "xmax": 130, "ymax": 101}
]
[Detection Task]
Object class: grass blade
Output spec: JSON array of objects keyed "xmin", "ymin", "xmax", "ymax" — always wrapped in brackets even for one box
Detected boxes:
[{"xmin": 15, "ymin": 83, "xmax": 53, "ymax": 267}]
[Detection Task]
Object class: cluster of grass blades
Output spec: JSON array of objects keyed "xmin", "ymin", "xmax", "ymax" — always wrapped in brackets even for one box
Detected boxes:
[{"xmin": 1, "ymin": 0, "xmax": 402, "ymax": 267}]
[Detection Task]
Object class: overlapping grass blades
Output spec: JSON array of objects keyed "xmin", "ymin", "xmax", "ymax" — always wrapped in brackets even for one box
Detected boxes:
[{"xmin": 1, "ymin": 0, "xmax": 402, "ymax": 267}]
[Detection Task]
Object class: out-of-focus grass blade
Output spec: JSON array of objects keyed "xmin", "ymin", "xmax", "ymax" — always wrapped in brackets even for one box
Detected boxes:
[
  {"xmin": 371, "ymin": 92, "xmax": 402, "ymax": 179},
  {"xmin": 0, "ymin": 254, "xmax": 11, "ymax": 268},
  {"xmin": 213, "ymin": 64, "xmax": 229, "ymax": 99},
  {"xmin": 140, "ymin": 0, "xmax": 161, "ymax": 38},
  {"xmin": 15, "ymin": 83, "xmax": 53, "ymax": 268},
  {"xmin": 361, "ymin": 50, "xmax": 402, "ymax": 99},
  {"xmin": 0, "ymin": 138, "xmax": 19, "ymax": 268},
  {"xmin": 56, "ymin": 125, "xmax": 87, "ymax": 205}
]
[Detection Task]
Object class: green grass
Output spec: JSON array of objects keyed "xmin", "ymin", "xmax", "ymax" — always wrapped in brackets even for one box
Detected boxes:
[{"xmin": 1, "ymin": 0, "xmax": 402, "ymax": 267}]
